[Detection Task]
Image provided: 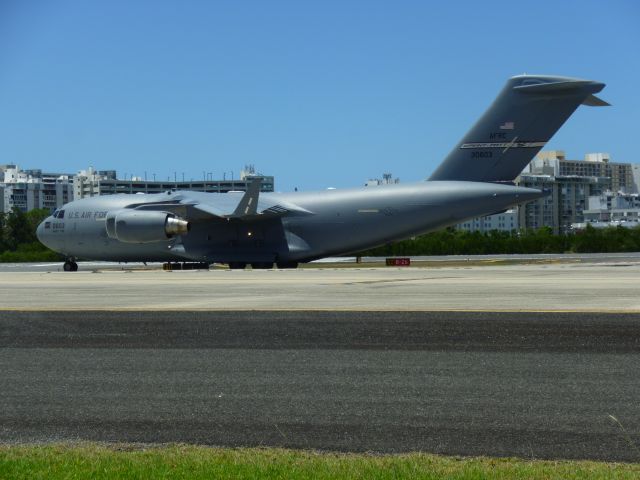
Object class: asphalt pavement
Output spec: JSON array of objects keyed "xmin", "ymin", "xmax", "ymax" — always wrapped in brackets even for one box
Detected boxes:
[{"xmin": 1, "ymin": 310, "xmax": 639, "ymax": 461}]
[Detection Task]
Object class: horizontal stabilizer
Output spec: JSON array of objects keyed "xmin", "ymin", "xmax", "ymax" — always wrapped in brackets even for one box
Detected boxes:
[
  {"xmin": 513, "ymin": 79, "xmax": 603, "ymax": 94},
  {"xmin": 582, "ymin": 94, "xmax": 610, "ymax": 107}
]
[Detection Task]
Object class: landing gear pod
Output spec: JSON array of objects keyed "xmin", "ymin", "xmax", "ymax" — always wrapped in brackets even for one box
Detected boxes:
[{"xmin": 106, "ymin": 210, "xmax": 190, "ymax": 243}]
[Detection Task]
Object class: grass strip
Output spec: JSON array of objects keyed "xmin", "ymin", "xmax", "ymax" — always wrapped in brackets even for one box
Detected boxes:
[{"xmin": 0, "ymin": 443, "xmax": 639, "ymax": 479}]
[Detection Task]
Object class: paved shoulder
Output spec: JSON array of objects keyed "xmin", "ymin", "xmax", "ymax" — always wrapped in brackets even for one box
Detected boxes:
[{"xmin": 1, "ymin": 311, "xmax": 639, "ymax": 461}]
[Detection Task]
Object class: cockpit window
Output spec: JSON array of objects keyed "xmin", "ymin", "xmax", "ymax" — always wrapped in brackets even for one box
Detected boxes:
[{"xmin": 54, "ymin": 210, "xmax": 65, "ymax": 219}]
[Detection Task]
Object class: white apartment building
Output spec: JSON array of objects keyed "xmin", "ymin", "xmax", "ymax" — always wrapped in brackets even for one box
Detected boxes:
[
  {"xmin": 456, "ymin": 210, "xmax": 519, "ymax": 233},
  {"xmin": 572, "ymin": 191, "xmax": 640, "ymax": 228},
  {"xmin": 0, "ymin": 165, "xmax": 74, "ymax": 213}
]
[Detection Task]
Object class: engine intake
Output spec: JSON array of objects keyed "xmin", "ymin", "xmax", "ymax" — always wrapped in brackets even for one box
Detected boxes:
[{"xmin": 106, "ymin": 210, "xmax": 190, "ymax": 243}]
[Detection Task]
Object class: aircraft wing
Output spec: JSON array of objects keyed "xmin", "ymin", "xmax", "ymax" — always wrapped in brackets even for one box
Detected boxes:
[
  {"xmin": 190, "ymin": 177, "xmax": 312, "ymax": 220},
  {"xmin": 191, "ymin": 200, "xmax": 309, "ymax": 219},
  {"xmin": 133, "ymin": 178, "xmax": 312, "ymax": 221}
]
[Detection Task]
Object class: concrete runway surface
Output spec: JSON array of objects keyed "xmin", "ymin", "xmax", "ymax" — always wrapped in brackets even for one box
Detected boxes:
[
  {"xmin": 0, "ymin": 262, "xmax": 640, "ymax": 311},
  {"xmin": 1, "ymin": 310, "xmax": 640, "ymax": 461}
]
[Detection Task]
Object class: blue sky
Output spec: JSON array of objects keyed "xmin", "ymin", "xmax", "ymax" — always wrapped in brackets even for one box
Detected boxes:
[{"xmin": 1, "ymin": 0, "xmax": 638, "ymax": 191}]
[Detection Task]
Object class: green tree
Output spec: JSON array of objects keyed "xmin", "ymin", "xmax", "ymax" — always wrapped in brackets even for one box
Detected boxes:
[
  {"xmin": 358, "ymin": 224, "xmax": 640, "ymax": 257},
  {"xmin": 5, "ymin": 208, "xmax": 32, "ymax": 250},
  {"xmin": 0, "ymin": 212, "xmax": 7, "ymax": 252},
  {"xmin": 26, "ymin": 208, "xmax": 51, "ymax": 238}
]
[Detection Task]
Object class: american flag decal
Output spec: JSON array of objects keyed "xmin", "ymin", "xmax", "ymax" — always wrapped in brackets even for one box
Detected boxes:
[{"xmin": 499, "ymin": 121, "xmax": 515, "ymax": 130}]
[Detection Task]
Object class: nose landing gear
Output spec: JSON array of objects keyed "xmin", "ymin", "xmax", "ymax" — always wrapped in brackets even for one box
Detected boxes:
[{"xmin": 63, "ymin": 260, "xmax": 79, "ymax": 272}]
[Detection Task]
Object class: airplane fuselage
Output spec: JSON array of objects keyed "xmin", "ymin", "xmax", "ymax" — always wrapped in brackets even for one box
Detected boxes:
[
  {"xmin": 35, "ymin": 75, "xmax": 607, "ymax": 269},
  {"xmin": 37, "ymin": 180, "xmax": 542, "ymax": 264}
]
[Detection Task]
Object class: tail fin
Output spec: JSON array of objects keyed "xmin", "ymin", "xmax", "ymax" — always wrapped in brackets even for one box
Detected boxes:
[{"xmin": 428, "ymin": 75, "xmax": 608, "ymax": 183}]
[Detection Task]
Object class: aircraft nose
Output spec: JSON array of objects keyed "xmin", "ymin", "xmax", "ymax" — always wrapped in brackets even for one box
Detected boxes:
[
  {"xmin": 36, "ymin": 221, "xmax": 43, "ymax": 242},
  {"xmin": 36, "ymin": 219, "xmax": 50, "ymax": 247}
]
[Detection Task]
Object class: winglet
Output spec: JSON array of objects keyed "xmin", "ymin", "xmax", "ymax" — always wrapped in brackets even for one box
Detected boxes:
[{"xmin": 231, "ymin": 177, "xmax": 262, "ymax": 217}]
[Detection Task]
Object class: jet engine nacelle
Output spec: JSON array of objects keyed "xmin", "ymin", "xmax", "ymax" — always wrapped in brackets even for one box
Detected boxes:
[{"xmin": 105, "ymin": 210, "xmax": 190, "ymax": 244}]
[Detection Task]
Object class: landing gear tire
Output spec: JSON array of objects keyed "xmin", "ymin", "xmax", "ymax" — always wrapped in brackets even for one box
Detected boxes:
[
  {"xmin": 63, "ymin": 261, "xmax": 78, "ymax": 272},
  {"xmin": 276, "ymin": 261, "xmax": 298, "ymax": 269},
  {"xmin": 228, "ymin": 262, "xmax": 247, "ymax": 270},
  {"xmin": 251, "ymin": 262, "xmax": 273, "ymax": 270}
]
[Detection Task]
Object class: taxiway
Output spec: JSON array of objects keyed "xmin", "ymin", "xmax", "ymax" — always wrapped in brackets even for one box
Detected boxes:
[{"xmin": 0, "ymin": 261, "xmax": 639, "ymax": 311}]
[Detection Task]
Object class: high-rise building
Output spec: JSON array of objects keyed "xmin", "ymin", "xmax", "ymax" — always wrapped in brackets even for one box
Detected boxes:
[
  {"xmin": 515, "ymin": 151, "xmax": 633, "ymax": 233},
  {"xmin": 528, "ymin": 150, "xmax": 636, "ymax": 193},
  {"xmin": 456, "ymin": 209, "xmax": 519, "ymax": 233},
  {"xmin": 455, "ymin": 151, "xmax": 635, "ymax": 234},
  {"xmin": 576, "ymin": 191, "xmax": 640, "ymax": 228},
  {"xmin": 0, "ymin": 165, "xmax": 74, "ymax": 213},
  {"xmin": 515, "ymin": 173, "xmax": 609, "ymax": 234},
  {"xmin": 72, "ymin": 166, "xmax": 274, "ymax": 199},
  {"xmin": 632, "ymin": 164, "xmax": 640, "ymax": 194},
  {"xmin": 1, "ymin": 163, "xmax": 276, "ymax": 212}
]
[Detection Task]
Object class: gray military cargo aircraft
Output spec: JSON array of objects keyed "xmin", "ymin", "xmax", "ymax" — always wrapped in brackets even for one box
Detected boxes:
[{"xmin": 37, "ymin": 74, "xmax": 607, "ymax": 271}]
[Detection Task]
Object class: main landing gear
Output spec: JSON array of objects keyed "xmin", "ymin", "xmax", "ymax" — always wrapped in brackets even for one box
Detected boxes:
[
  {"xmin": 251, "ymin": 262, "xmax": 273, "ymax": 270},
  {"xmin": 63, "ymin": 260, "xmax": 78, "ymax": 272},
  {"xmin": 228, "ymin": 262, "xmax": 247, "ymax": 270},
  {"xmin": 227, "ymin": 261, "xmax": 299, "ymax": 270},
  {"xmin": 276, "ymin": 261, "xmax": 298, "ymax": 269},
  {"xmin": 228, "ymin": 262, "xmax": 273, "ymax": 270}
]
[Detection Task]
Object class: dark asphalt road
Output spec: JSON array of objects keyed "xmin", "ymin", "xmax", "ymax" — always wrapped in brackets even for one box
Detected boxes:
[{"xmin": 1, "ymin": 311, "xmax": 639, "ymax": 461}]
